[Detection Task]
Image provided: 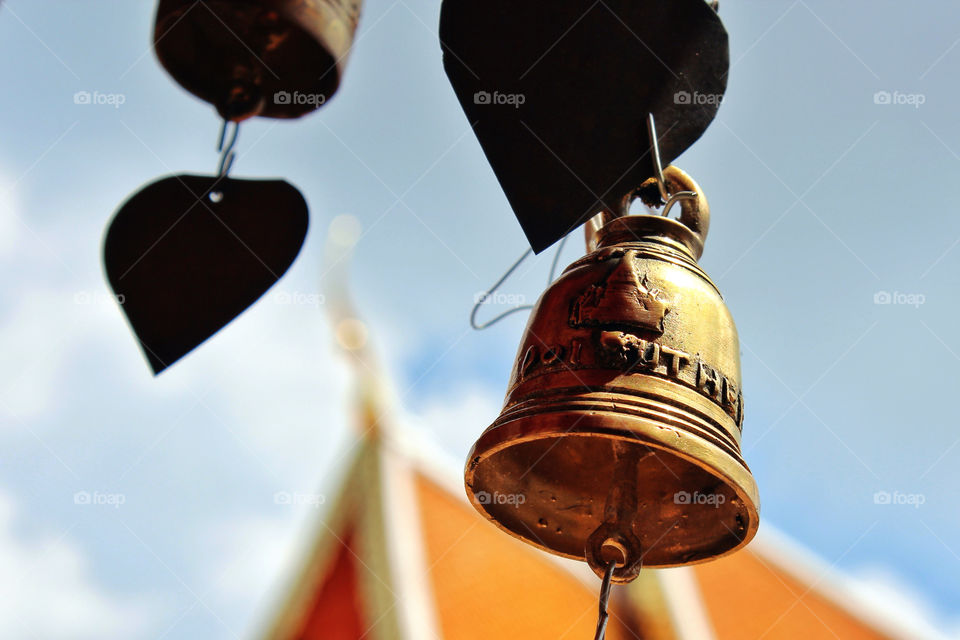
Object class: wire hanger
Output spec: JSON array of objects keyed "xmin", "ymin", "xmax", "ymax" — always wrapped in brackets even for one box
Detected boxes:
[
  {"xmin": 471, "ymin": 112, "xmax": 690, "ymax": 331},
  {"xmin": 216, "ymin": 119, "xmax": 241, "ymax": 179},
  {"xmin": 469, "ymin": 231, "xmax": 571, "ymax": 330}
]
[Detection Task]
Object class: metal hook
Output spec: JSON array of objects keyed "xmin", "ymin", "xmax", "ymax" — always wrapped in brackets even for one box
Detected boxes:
[
  {"xmin": 469, "ymin": 232, "xmax": 572, "ymax": 331},
  {"xmin": 645, "ymin": 113, "xmax": 698, "ymax": 218},
  {"xmin": 216, "ymin": 119, "xmax": 241, "ymax": 178},
  {"xmin": 592, "ymin": 559, "xmax": 616, "ymax": 640}
]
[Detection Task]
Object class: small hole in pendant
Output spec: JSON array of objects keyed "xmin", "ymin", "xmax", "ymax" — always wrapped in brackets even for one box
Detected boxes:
[{"xmin": 209, "ymin": 191, "xmax": 224, "ymax": 203}]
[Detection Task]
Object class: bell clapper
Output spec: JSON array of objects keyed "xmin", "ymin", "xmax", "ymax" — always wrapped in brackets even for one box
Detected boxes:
[
  {"xmin": 586, "ymin": 441, "xmax": 649, "ymax": 581},
  {"xmin": 586, "ymin": 442, "xmax": 653, "ymax": 638}
]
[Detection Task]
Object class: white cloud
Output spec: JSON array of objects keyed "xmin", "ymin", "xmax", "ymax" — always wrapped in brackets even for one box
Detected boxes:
[
  {"xmin": 198, "ymin": 513, "xmax": 309, "ymax": 637},
  {"xmin": 401, "ymin": 382, "xmax": 503, "ymax": 460},
  {"xmin": 846, "ymin": 565, "xmax": 960, "ymax": 639},
  {"xmin": 153, "ymin": 295, "xmax": 355, "ymax": 488},
  {"xmin": 0, "ymin": 289, "xmax": 104, "ymax": 420},
  {"xmin": 0, "ymin": 488, "xmax": 157, "ymax": 639},
  {"xmin": 0, "ymin": 171, "xmax": 19, "ymax": 258}
]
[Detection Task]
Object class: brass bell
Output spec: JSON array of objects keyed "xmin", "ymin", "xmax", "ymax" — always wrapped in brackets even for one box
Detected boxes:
[
  {"xmin": 154, "ymin": 0, "xmax": 362, "ymax": 120},
  {"xmin": 465, "ymin": 167, "xmax": 759, "ymax": 582}
]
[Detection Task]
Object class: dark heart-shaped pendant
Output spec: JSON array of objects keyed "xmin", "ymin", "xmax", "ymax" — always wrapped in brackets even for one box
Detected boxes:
[
  {"xmin": 440, "ymin": 0, "xmax": 729, "ymax": 252},
  {"xmin": 104, "ymin": 175, "xmax": 309, "ymax": 374}
]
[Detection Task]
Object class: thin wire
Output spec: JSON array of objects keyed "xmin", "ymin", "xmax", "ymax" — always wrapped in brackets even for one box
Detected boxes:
[
  {"xmin": 475, "ymin": 115, "xmax": 687, "ymax": 330},
  {"xmin": 470, "ymin": 229, "xmax": 572, "ymax": 331},
  {"xmin": 645, "ymin": 113, "xmax": 698, "ymax": 218},
  {"xmin": 472, "ymin": 114, "xmax": 704, "ymax": 331},
  {"xmin": 593, "ymin": 560, "xmax": 617, "ymax": 640},
  {"xmin": 216, "ymin": 119, "xmax": 240, "ymax": 178},
  {"xmin": 470, "ymin": 247, "xmax": 533, "ymax": 330},
  {"xmin": 646, "ymin": 113, "xmax": 671, "ymax": 205}
]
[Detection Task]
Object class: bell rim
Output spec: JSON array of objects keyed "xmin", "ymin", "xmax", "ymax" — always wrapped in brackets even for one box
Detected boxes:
[
  {"xmin": 465, "ymin": 390, "xmax": 760, "ymax": 568},
  {"xmin": 153, "ymin": 0, "xmax": 349, "ymax": 120}
]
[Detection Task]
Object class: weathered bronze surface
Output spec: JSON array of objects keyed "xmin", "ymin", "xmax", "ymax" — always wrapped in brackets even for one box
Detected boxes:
[
  {"xmin": 440, "ymin": 0, "xmax": 728, "ymax": 252},
  {"xmin": 154, "ymin": 0, "xmax": 361, "ymax": 120},
  {"xmin": 465, "ymin": 174, "xmax": 758, "ymax": 578},
  {"xmin": 104, "ymin": 175, "xmax": 308, "ymax": 374}
]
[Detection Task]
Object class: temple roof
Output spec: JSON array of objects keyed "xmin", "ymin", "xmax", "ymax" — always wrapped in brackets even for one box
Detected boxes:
[
  {"xmin": 258, "ymin": 417, "xmax": 922, "ymax": 640},
  {"xmin": 261, "ymin": 224, "xmax": 928, "ymax": 639}
]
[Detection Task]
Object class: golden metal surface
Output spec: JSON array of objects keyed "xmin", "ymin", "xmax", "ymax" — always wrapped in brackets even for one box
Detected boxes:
[{"xmin": 466, "ymin": 184, "xmax": 759, "ymax": 579}]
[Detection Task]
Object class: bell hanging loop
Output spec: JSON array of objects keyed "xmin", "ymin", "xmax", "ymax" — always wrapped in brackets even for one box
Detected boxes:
[
  {"xmin": 602, "ymin": 164, "xmax": 710, "ymax": 259},
  {"xmin": 587, "ymin": 114, "xmax": 710, "ymax": 257},
  {"xmin": 584, "ymin": 442, "xmax": 648, "ymax": 583},
  {"xmin": 641, "ymin": 113, "xmax": 710, "ymax": 247}
]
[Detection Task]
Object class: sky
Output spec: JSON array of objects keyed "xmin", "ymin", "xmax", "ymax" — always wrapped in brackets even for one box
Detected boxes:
[{"xmin": 1, "ymin": 0, "xmax": 960, "ymax": 638}]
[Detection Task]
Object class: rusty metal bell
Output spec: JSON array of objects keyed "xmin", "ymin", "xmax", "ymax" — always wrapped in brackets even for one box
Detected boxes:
[
  {"xmin": 465, "ymin": 167, "xmax": 759, "ymax": 582},
  {"xmin": 154, "ymin": 0, "xmax": 361, "ymax": 120}
]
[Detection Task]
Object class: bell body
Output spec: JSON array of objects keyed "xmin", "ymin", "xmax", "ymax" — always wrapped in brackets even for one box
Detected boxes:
[
  {"xmin": 154, "ymin": 0, "xmax": 361, "ymax": 120},
  {"xmin": 466, "ymin": 214, "xmax": 759, "ymax": 568}
]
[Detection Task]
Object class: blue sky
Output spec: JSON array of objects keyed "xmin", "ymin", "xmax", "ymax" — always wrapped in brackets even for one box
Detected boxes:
[{"xmin": 1, "ymin": 0, "xmax": 960, "ymax": 638}]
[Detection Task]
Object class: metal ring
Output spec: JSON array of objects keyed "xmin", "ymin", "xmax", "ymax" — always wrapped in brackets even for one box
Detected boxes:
[{"xmin": 586, "ymin": 523, "xmax": 643, "ymax": 584}]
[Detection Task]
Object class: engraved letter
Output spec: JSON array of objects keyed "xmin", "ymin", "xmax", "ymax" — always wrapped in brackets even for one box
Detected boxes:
[
  {"xmin": 697, "ymin": 360, "xmax": 721, "ymax": 399},
  {"xmin": 569, "ymin": 339, "xmax": 583, "ymax": 366},
  {"xmin": 661, "ymin": 347, "xmax": 690, "ymax": 377},
  {"xmin": 519, "ymin": 345, "xmax": 538, "ymax": 380}
]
